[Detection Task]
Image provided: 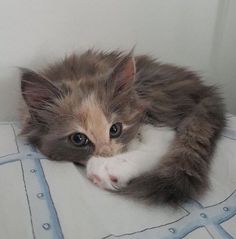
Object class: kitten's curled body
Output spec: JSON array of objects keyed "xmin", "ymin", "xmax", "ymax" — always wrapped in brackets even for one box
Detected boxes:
[{"xmin": 20, "ymin": 50, "xmax": 225, "ymax": 205}]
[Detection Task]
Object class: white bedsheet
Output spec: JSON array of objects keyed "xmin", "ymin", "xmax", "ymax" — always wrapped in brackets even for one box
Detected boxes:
[{"xmin": 0, "ymin": 115, "xmax": 236, "ymax": 239}]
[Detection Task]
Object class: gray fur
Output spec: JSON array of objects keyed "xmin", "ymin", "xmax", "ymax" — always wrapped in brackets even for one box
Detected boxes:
[{"xmin": 20, "ymin": 50, "xmax": 226, "ymax": 205}]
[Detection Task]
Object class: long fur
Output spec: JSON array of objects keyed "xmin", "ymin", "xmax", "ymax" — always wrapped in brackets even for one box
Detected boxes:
[{"xmin": 20, "ymin": 50, "xmax": 226, "ymax": 205}]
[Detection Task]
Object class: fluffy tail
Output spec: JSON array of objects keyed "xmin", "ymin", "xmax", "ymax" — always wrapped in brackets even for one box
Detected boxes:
[{"xmin": 121, "ymin": 86, "xmax": 226, "ymax": 205}]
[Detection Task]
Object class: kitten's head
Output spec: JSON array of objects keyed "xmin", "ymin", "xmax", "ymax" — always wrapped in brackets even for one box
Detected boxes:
[{"xmin": 20, "ymin": 54, "xmax": 145, "ymax": 164}]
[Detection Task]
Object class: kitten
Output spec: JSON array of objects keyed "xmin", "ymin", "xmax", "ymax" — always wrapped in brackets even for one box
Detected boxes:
[{"xmin": 20, "ymin": 50, "xmax": 225, "ymax": 204}]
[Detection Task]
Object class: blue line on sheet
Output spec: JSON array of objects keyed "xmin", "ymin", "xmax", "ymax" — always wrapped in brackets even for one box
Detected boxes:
[
  {"xmin": 0, "ymin": 152, "xmax": 19, "ymax": 159},
  {"xmin": 34, "ymin": 158, "xmax": 64, "ymax": 239},
  {"xmin": 20, "ymin": 160, "xmax": 36, "ymax": 239},
  {"xmin": 0, "ymin": 158, "xmax": 19, "ymax": 165},
  {"xmin": 212, "ymin": 224, "xmax": 234, "ymax": 239}
]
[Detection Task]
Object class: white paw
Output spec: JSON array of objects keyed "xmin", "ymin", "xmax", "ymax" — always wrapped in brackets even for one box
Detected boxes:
[{"xmin": 86, "ymin": 156, "xmax": 135, "ymax": 191}]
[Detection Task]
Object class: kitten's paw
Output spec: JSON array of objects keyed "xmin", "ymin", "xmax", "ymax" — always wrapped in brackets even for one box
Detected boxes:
[
  {"xmin": 86, "ymin": 157, "xmax": 117, "ymax": 191},
  {"xmin": 105, "ymin": 158, "xmax": 134, "ymax": 190},
  {"xmin": 86, "ymin": 156, "xmax": 134, "ymax": 191}
]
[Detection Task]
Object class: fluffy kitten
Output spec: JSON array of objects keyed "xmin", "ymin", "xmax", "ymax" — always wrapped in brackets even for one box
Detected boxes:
[{"xmin": 20, "ymin": 50, "xmax": 225, "ymax": 204}]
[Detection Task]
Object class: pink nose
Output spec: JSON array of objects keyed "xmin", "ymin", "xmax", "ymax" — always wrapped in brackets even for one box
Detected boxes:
[{"xmin": 95, "ymin": 144, "xmax": 113, "ymax": 157}]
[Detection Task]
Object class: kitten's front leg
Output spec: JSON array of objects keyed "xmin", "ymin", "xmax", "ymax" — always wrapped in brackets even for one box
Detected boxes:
[{"xmin": 86, "ymin": 148, "xmax": 165, "ymax": 191}]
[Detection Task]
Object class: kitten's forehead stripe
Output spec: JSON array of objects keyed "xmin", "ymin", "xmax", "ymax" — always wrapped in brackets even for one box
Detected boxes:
[
  {"xmin": 79, "ymin": 94, "xmax": 109, "ymax": 142},
  {"xmin": 79, "ymin": 94, "xmax": 108, "ymax": 128}
]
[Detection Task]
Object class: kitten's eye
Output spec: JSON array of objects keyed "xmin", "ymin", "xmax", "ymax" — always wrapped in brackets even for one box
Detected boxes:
[
  {"xmin": 70, "ymin": 133, "xmax": 89, "ymax": 147},
  {"xmin": 110, "ymin": 122, "xmax": 122, "ymax": 138}
]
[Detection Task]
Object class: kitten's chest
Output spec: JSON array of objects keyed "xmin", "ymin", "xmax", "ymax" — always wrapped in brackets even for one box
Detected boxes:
[{"xmin": 127, "ymin": 124, "xmax": 175, "ymax": 152}]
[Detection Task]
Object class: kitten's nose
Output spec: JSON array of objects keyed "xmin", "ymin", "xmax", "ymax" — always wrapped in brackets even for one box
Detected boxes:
[{"xmin": 95, "ymin": 144, "xmax": 113, "ymax": 157}]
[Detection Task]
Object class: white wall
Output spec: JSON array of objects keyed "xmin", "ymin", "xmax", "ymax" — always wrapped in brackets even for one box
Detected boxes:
[
  {"xmin": 210, "ymin": 0, "xmax": 236, "ymax": 113},
  {"xmin": 0, "ymin": 0, "xmax": 235, "ymax": 120}
]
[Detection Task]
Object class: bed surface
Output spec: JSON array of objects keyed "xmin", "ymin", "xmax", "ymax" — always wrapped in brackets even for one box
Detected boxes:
[{"xmin": 0, "ymin": 115, "xmax": 236, "ymax": 239}]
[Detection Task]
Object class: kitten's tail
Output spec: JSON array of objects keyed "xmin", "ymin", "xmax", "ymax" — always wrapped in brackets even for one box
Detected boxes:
[
  {"xmin": 119, "ymin": 161, "xmax": 208, "ymax": 206},
  {"xmin": 120, "ymin": 86, "xmax": 226, "ymax": 206}
]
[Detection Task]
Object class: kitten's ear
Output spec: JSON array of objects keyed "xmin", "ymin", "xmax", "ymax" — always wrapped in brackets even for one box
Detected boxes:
[
  {"xmin": 110, "ymin": 54, "xmax": 136, "ymax": 93},
  {"xmin": 20, "ymin": 68, "xmax": 61, "ymax": 109}
]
